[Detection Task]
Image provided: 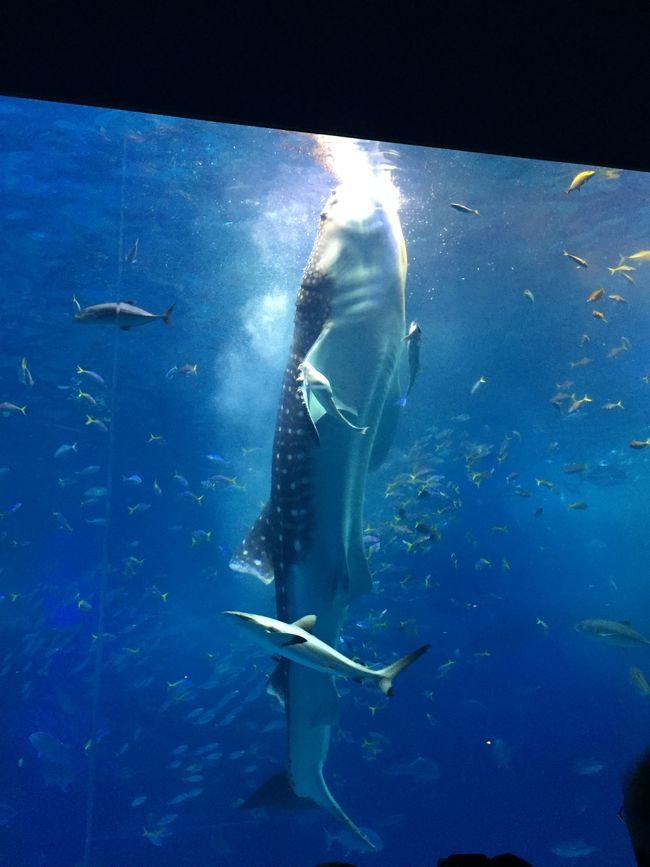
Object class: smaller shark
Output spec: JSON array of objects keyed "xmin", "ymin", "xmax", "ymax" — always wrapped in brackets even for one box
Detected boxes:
[
  {"xmin": 224, "ymin": 611, "xmax": 429, "ymax": 697},
  {"xmin": 74, "ymin": 300, "xmax": 174, "ymax": 329}
]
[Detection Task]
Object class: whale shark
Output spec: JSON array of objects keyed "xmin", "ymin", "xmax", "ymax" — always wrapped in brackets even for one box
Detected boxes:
[{"xmin": 230, "ymin": 177, "xmax": 407, "ymax": 847}]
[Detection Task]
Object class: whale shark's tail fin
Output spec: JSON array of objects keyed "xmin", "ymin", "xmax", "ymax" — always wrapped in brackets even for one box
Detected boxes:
[
  {"xmin": 241, "ymin": 769, "xmax": 377, "ymax": 850},
  {"xmin": 377, "ymin": 643, "xmax": 430, "ymax": 696},
  {"xmin": 312, "ymin": 771, "xmax": 377, "ymax": 850},
  {"xmin": 240, "ymin": 771, "xmax": 312, "ymax": 810}
]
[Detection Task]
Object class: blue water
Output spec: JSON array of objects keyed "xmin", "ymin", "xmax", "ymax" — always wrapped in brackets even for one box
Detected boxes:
[{"xmin": 1, "ymin": 96, "xmax": 649, "ymax": 866}]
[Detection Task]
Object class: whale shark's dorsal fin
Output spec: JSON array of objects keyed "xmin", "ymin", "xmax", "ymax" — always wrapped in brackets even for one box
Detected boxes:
[
  {"xmin": 229, "ymin": 502, "xmax": 274, "ymax": 584},
  {"xmin": 292, "ymin": 614, "xmax": 317, "ymax": 632}
]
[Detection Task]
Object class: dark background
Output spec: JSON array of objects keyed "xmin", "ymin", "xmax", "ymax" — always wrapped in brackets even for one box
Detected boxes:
[{"xmin": 0, "ymin": 3, "xmax": 648, "ymax": 171}]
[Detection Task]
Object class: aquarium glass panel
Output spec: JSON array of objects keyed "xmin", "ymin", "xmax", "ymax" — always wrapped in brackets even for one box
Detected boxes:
[{"xmin": 1, "ymin": 95, "xmax": 648, "ymax": 867}]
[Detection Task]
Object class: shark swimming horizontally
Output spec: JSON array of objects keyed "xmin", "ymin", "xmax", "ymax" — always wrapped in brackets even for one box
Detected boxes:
[
  {"xmin": 224, "ymin": 610, "xmax": 429, "ymax": 697},
  {"xmin": 230, "ymin": 176, "xmax": 410, "ymax": 848}
]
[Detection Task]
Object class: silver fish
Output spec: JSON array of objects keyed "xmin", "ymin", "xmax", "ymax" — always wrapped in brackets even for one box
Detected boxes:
[
  {"xmin": 74, "ymin": 301, "xmax": 174, "ymax": 330},
  {"xmin": 575, "ymin": 619, "xmax": 650, "ymax": 647}
]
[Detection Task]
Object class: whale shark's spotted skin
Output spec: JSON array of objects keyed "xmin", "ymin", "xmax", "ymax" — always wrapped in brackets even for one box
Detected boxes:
[
  {"xmin": 232, "ymin": 217, "xmax": 332, "ymax": 587},
  {"xmin": 231, "ymin": 182, "xmax": 407, "ymax": 847}
]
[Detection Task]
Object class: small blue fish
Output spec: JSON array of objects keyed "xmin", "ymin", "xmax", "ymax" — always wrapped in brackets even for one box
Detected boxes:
[
  {"xmin": 76, "ymin": 366, "xmax": 105, "ymax": 385},
  {"xmin": 191, "ymin": 529, "xmax": 211, "ymax": 543},
  {"xmin": 128, "ymin": 503, "xmax": 151, "ymax": 515},
  {"xmin": 166, "ymin": 363, "xmax": 197, "ymax": 378},
  {"xmin": 84, "ymin": 487, "xmax": 108, "ymax": 498},
  {"xmin": 54, "ymin": 442, "xmax": 78, "ymax": 459},
  {"xmin": 75, "ymin": 465, "xmax": 100, "ymax": 476},
  {"xmin": 167, "ymin": 793, "xmax": 189, "ymax": 805},
  {"xmin": 143, "ymin": 826, "xmax": 173, "ymax": 847},
  {"xmin": 85, "ymin": 415, "xmax": 108, "ymax": 433},
  {"xmin": 206, "ymin": 453, "xmax": 227, "ymax": 463},
  {"xmin": 156, "ymin": 814, "xmax": 178, "ymax": 826},
  {"xmin": 122, "ymin": 474, "xmax": 142, "ymax": 485},
  {"xmin": 1, "ymin": 502, "xmax": 22, "ymax": 516}
]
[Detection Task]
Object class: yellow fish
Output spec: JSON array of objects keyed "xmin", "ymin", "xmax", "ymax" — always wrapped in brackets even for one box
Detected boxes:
[
  {"xmin": 566, "ymin": 170, "xmax": 595, "ymax": 193},
  {"xmin": 586, "ymin": 288, "xmax": 604, "ymax": 303},
  {"xmin": 625, "ymin": 250, "xmax": 650, "ymax": 262},
  {"xmin": 608, "ymin": 258, "xmax": 636, "ymax": 276}
]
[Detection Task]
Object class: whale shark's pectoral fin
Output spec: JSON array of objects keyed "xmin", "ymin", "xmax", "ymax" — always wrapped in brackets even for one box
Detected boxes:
[
  {"xmin": 299, "ymin": 383, "xmax": 323, "ymax": 442},
  {"xmin": 303, "ymin": 324, "xmax": 356, "ymax": 413},
  {"xmin": 229, "ymin": 502, "xmax": 274, "ymax": 584}
]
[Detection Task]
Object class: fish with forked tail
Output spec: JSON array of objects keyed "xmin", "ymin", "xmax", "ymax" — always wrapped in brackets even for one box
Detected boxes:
[
  {"xmin": 224, "ymin": 611, "xmax": 429, "ymax": 696},
  {"xmin": 575, "ymin": 619, "xmax": 650, "ymax": 647},
  {"xmin": 399, "ymin": 320, "xmax": 422, "ymax": 405},
  {"xmin": 74, "ymin": 300, "xmax": 174, "ymax": 330}
]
